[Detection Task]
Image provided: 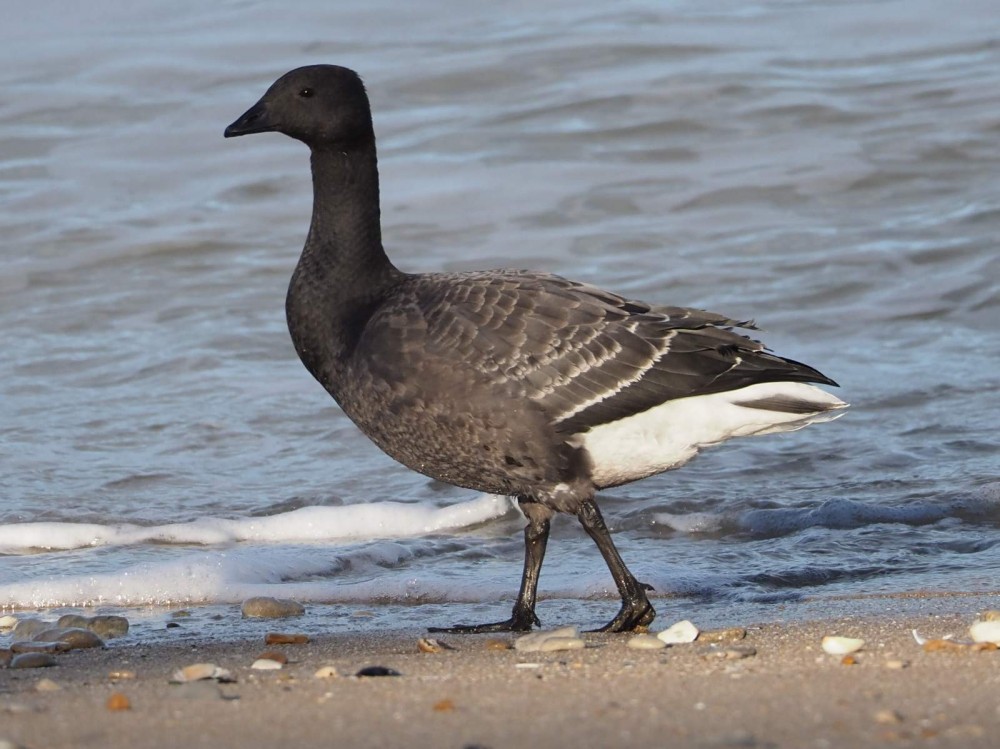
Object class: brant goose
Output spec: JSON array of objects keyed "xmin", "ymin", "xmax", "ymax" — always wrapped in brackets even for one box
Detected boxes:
[{"xmin": 225, "ymin": 65, "xmax": 847, "ymax": 633}]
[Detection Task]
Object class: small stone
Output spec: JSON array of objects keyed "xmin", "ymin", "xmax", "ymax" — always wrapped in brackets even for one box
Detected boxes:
[
  {"xmin": 87, "ymin": 616, "xmax": 130, "ymax": 639},
  {"xmin": 969, "ymin": 620, "xmax": 1000, "ymax": 645},
  {"xmin": 821, "ymin": 636, "xmax": 864, "ymax": 655},
  {"xmin": 34, "ymin": 678, "xmax": 62, "ymax": 692},
  {"xmin": 874, "ymin": 709, "xmax": 903, "ymax": 725},
  {"xmin": 884, "ymin": 659, "xmax": 908, "ymax": 670},
  {"xmin": 251, "ymin": 658, "xmax": 283, "ymax": 670},
  {"xmin": 514, "ymin": 626, "xmax": 586, "ymax": 653},
  {"xmin": 719, "ymin": 646, "xmax": 756, "ymax": 660},
  {"xmin": 166, "ymin": 622, "xmax": 181, "ymax": 629},
  {"xmin": 265, "ymin": 633, "xmax": 309, "ymax": 645},
  {"xmin": 11, "ymin": 618, "xmax": 51, "ymax": 640},
  {"xmin": 10, "ymin": 653, "xmax": 57, "ymax": 669},
  {"xmin": 981, "ymin": 610, "xmax": 1000, "ymax": 622},
  {"xmin": 33, "ymin": 627, "xmax": 104, "ymax": 650},
  {"xmin": 170, "ymin": 663, "xmax": 235, "ymax": 683},
  {"xmin": 841, "ymin": 655, "xmax": 858, "ymax": 666},
  {"xmin": 314, "ymin": 666, "xmax": 339, "ymax": 679},
  {"xmin": 240, "ymin": 597, "xmax": 305, "ymax": 619},
  {"xmin": 627, "ymin": 634, "xmax": 666, "ymax": 650},
  {"xmin": 255, "ymin": 650, "xmax": 288, "ymax": 665},
  {"xmin": 417, "ymin": 637, "xmax": 455, "ymax": 654},
  {"xmin": 109, "ymin": 670, "xmax": 136, "ymax": 681},
  {"xmin": 171, "ymin": 610, "xmax": 191, "ymax": 618},
  {"xmin": 698, "ymin": 627, "xmax": 747, "ymax": 644},
  {"xmin": 355, "ymin": 666, "xmax": 401, "ymax": 677},
  {"xmin": 484, "ymin": 639, "xmax": 512, "ymax": 651},
  {"xmin": 433, "ymin": 698, "xmax": 455, "ymax": 712},
  {"xmin": 56, "ymin": 614, "xmax": 90, "ymax": 630},
  {"xmin": 11, "ymin": 641, "xmax": 71, "ymax": 654},
  {"xmin": 106, "ymin": 692, "xmax": 131, "ymax": 711},
  {"xmin": 0, "ymin": 614, "xmax": 20, "ymax": 632},
  {"xmin": 657, "ymin": 620, "xmax": 700, "ymax": 644}
]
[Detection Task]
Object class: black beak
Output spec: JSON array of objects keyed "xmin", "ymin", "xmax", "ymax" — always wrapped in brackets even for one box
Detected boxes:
[{"xmin": 224, "ymin": 100, "xmax": 275, "ymax": 138}]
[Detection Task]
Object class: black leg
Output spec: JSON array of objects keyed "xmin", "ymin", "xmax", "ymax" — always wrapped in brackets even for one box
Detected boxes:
[
  {"xmin": 428, "ymin": 509, "xmax": 550, "ymax": 634},
  {"xmin": 577, "ymin": 497, "xmax": 655, "ymax": 632}
]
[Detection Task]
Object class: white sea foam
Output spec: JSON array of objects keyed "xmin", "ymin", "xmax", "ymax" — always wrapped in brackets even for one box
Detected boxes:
[
  {"xmin": 0, "ymin": 495, "xmax": 517, "ymax": 609},
  {"xmin": 0, "ymin": 494, "xmax": 514, "ymax": 553}
]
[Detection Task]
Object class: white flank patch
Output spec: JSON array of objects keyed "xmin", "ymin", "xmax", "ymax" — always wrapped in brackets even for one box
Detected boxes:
[{"xmin": 581, "ymin": 382, "xmax": 847, "ymax": 488}]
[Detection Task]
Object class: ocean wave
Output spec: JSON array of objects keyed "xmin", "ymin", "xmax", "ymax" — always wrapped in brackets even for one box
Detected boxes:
[{"xmin": 0, "ymin": 494, "xmax": 514, "ymax": 554}]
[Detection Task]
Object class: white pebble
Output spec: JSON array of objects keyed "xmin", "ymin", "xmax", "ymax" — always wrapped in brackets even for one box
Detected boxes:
[
  {"xmin": 170, "ymin": 663, "xmax": 234, "ymax": 683},
  {"xmin": 0, "ymin": 614, "xmax": 18, "ymax": 632},
  {"xmin": 969, "ymin": 620, "xmax": 1000, "ymax": 644},
  {"xmin": 313, "ymin": 666, "xmax": 339, "ymax": 679},
  {"xmin": 657, "ymin": 620, "xmax": 699, "ymax": 644},
  {"xmin": 821, "ymin": 636, "xmax": 864, "ymax": 655},
  {"xmin": 251, "ymin": 658, "xmax": 283, "ymax": 670}
]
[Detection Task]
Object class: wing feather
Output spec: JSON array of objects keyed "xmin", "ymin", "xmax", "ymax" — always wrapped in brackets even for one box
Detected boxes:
[{"xmin": 406, "ymin": 270, "xmax": 837, "ymax": 435}]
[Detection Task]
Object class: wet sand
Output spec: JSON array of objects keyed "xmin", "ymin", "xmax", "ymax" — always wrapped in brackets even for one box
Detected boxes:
[{"xmin": 3, "ymin": 603, "xmax": 1000, "ymax": 749}]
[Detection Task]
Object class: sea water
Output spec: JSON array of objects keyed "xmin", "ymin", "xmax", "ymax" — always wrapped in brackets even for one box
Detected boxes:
[{"xmin": 1, "ymin": 0, "xmax": 998, "ymax": 640}]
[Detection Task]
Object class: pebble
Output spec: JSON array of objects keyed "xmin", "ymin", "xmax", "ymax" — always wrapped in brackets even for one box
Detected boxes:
[
  {"xmin": 698, "ymin": 627, "xmax": 747, "ymax": 644},
  {"xmin": 821, "ymin": 636, "xmax": 864, "ymax": 655},
  {"xmin": 417, "ymin": 637, "xmax": 455, "ymax": 654},
  {"xmin": 34, "ymin": 678, "xmax": 62, "ymax": 692},
  {"xmin": 106, "ymin": 692, "xmax": 131, "ymax": 711},
  {"xmin": 240, "ymin": 597, "xmax": 305, "ymax": 619},
  {"xmin": 716, "ymin": 646, "xmax": 757, "ymax": 660},
  {"xmin": 885, "ymin": 659, "xmax": 908, "ymax": 670},
  {"xmin": 981, "ymin": 610, "xmax": 1000, "ymax": 622},
  {"xmin": 33, "ymin": 627, "xmax": 104, "ymax": 650},
  {"xmin": 171, "ymin": 610, "xmax": 191, "ymax": 618},
  {"xmin": 0, "ymin": 614, "xmax": 18, "ymax": 632},
  {"xmin": 657, "ymin": 620, "xmax": 700, "ymax": 644},
  {"xmin": 314, "ymin": 666, "xmax": 339, "ymax": 679},
  {"xmin": 355, "ymin": 666, "xmax": 401, "ymax": 677},
  {"xmin": 874, "ymin": 709, "xmax": 903, "ymax": 725},
  {"xmin": 170, "ymin": 663, "xmax": 235, "ymax": 683},
  {"xmin": 626, "ymin": 634, "xmax": 666, "ymax": 650},
  {"xmin": 82, "ymin": 614, "xmax": 130, "ymax": 639},
  {"xmin": 256, "ymin": 650, "xmax": 288, "ymax": 664},
  {"xmin": 251, "ymin": 658, "xmax": 284, "ymax": 670},
  {"xmin": 969, "ymin": 619, "xmax": 1000, "ymax": 644},
  {"xmin": 11, "ymin": 618, "xmax": 51, "ymax": 640},
  {"xmin": 11, "ymin": 641, "xmax": 71, "ymax": 654},
  {"xmin": 265, "ymin": 632, "xmax": 309, "ymax": 645},
  {"xmin": 109, "ymin": 670, "xmax": 137, "ymax": 681},
  {"xmin": 514, "ymin": 626, "xmax": 586, "ymax": 653},
  {"xmin": 841, "ymin": 655, "xmax": 858, "ymax": 666},
  {"xmin": 432, "ymin": 699, "xmax": 456, "ymax": 712},
  {"xmin": 484, "ymin": 639, "xmax": 512, "ymax": 651},
  {"xmin": 10, "ymin": 653, "xmax": 57, "ymax": 669}
]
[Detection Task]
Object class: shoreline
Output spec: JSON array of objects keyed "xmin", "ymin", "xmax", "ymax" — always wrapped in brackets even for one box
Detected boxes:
[{"xmin": 3, "ymin": 594, "xmax": 1000, "ymax": 748}]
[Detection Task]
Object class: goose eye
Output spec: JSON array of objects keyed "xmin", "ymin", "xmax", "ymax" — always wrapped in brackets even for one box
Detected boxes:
[{"xmin": 299, "ymin": 88, "xmax": 314, "ymax": 98}]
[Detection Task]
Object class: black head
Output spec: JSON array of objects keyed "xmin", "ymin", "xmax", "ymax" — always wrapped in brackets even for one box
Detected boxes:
[{"xmin": 224, "ymin": 65, "xmax": 373, "ymax": 148}]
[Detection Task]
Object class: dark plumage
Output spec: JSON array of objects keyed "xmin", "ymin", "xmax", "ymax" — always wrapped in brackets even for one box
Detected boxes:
[{"xmin": 225, "ymin": 65, "xmax": 846, "ymax": 633}]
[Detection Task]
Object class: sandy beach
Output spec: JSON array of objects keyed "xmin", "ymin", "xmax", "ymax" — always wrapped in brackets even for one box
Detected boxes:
[{"xmin": 3, "ymin": 595, "xmax": 1000, "ymax": 749}]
